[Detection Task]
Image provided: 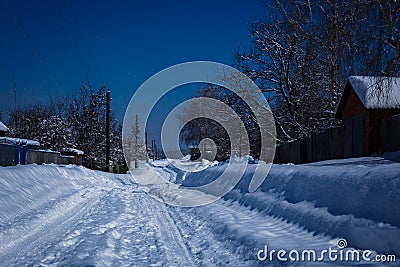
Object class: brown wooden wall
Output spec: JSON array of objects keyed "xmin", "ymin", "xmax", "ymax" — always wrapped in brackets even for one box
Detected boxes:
[
  {"xmin": 341, "ymin": 88, "xmax": 367, "ymax": 120},
  {"xmin": 339, "ymin": 87, "xmax": 400, "ymax": 156},
  {"xmin": 366, "ymin": 109, "xmax": 400, "ymax": 154},
  {"xmin": 340, "ymin": 89, "xmax": 367, "ymax": 157}
]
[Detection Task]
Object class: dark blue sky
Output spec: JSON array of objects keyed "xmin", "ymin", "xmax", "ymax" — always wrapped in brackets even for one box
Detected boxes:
[{"xmin": 0, "ymin": 0, "xmax": 268, "ymax": 136}]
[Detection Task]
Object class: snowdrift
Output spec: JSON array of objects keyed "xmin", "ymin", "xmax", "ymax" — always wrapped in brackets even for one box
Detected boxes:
[
  {"xmin": 177, "ymin": 156, "xmax": 400, "ymax": 255},
  {"xmin": 0, "ymin": 164, "xmax": 117, "ymax": 227}
]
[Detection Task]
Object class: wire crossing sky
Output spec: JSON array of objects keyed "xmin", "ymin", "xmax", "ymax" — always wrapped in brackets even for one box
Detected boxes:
[{"xmin": 0, "ymin": 0, "xmax": 267, "ymax": 127}]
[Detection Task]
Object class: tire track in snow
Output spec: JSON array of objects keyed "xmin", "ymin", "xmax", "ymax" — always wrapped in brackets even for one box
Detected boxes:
[
  {"xmin": 93, "ymin": 185, "xmax": 196, "ymax": 266},
  {"xmin": 32, "ymin": 180, "xmax": 197, "ymax": 266},
  {"xmin": 146, "ymin": 194, "xmax": 195, "ymax": 266}
]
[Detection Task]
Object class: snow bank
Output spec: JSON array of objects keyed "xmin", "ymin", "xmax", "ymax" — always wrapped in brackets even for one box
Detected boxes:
[
  {"xmin": 382, "ymin": 150, "xmax": 400, "ymax": 162},
  {"xmin": 177, "ymin": 156, "xmax": 400, "ymax": 255},
  {"xmin": 159, "ymin": 158, "xmax": 219, "ymax": 177},
  {"xmin": 0, "ymin": 164, "xmax": 116, "ymax": 227},
  {"xmin": 223, "ymin": 155, "xmax": 259, "ymax": 164}
]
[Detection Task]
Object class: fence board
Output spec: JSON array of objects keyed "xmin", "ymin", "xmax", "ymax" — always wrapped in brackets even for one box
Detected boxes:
[
  {"xmin": 0, "ymin": 143, "xmax": 16, "ymax": 166},
  {"xmin": 381, "ymin": 114, "xmax": 400, "ymax": 153},
  {"xmin": 27, "ymin": 150, "xmax": 74, "ymax": 165},
  {"xmin": 352, "ymin": 114, "xmax": 365, "ymax": 157},
  {"xmin": 329, "ymin": 127, "xmax": 342, "ymax": 159},
  {"xmin": 312, "ymin": 131, "xmax": 330, "ymax": 162},
  {"xmin": 275, "ymin": 127, "xmax": 342, "ymax": 164}
]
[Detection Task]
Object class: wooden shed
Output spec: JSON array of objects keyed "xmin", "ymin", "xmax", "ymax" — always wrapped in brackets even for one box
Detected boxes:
[
  {"xmin": 335, "ymin": 76, "xmax": 400, "ymax": 158},
  {"xmin": 62, "ymin": 148, "xmax": 84, "ymax": 165}
]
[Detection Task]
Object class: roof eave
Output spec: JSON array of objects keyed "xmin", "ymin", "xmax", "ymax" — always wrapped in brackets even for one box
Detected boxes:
[{"xmin": 335, "ymin": 81, "xmax": 352, "ymax": 119}]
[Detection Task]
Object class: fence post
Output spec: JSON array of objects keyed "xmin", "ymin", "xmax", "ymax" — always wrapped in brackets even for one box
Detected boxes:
[
  {"xmin": 21, "ymin": 145, "xmax": 27, "ymax": 165},
  {"xmin": 15, "ymin": 144, "xmax": 20, "ymax": 165}
]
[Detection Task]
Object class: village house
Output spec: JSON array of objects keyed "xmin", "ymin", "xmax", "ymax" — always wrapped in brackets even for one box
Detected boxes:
[{"xmin": 335, "ymin": 76, "xmax": 400, "ymax": 158}]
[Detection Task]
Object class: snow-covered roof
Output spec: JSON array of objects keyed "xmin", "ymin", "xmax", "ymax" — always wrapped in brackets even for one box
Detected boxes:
[
  {"xmin": 63, "ymin": 148, "xmax": 84, "ymax": 155},
  {"xmin": 0, "ymin": 121, "xmax": 9, "ymax": 132},
  {"xmin": 348, "ymin": 76, "xmax": 400, "ymax": 109},
  {"xmin": 0, "ymin": 137, "xmax": 40, "ymax": 146},
  {"xmin": 336, "ymin": 76, "xmax": 400, "ymax": 119}
]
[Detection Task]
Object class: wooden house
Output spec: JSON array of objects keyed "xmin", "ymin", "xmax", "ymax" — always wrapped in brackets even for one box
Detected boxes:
[
  {"xmin": 335, "ymin": 76, "xmax": 400, "ymax": 158},
  {"xmin": 62, "ymin": 148, "xmax": 84, "ymax": 165}
]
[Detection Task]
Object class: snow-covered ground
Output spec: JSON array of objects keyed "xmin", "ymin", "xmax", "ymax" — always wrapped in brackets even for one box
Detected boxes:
[
  {"xmin": 0, "ymin": 154, "xmax": 399, "ymax": 266},
  {"xmin": 175, "ymin": 157, "xmax": 400, "ymax": 253}
]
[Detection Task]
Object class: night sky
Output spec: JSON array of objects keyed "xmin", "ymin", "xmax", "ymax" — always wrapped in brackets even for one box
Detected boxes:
[{"xmin": 0, "ymin": 0, "xmax": 268, "ymax": 140}]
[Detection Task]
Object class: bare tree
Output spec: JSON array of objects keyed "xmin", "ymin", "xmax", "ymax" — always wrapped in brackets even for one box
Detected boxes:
[{"xmin": 235, "ymin": 0, "xmax": 400, "ymax": 142}]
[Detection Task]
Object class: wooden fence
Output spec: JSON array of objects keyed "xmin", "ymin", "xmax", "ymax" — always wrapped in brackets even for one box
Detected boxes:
[
  {"xmin": 0, "ymin": 143, "xmax": 17, "ymax": 166},
  {"xmin": 27, "ymin": 149, "xmax": 75, "ymax": 165},
  {"xmin": 274, "ymin": 127, "xmax": 342, "ymax": 164},
  {"xmin": 0, "ymin": 144, "xmax": 75, "ymax": 167}
]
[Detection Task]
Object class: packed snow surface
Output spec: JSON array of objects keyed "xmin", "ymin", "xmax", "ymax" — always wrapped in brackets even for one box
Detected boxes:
[{"xmin": 0, "ymin": 154, "xmax": 399, "ymax": 266}]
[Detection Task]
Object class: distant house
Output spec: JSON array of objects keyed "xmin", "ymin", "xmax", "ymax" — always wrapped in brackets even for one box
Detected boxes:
[
  {"xmin": 335, "ymin": 76, "xmax": 400, "ymax": 158},
  {"xmin": 62, "ymin": 148, "xmax": 84, "ymax": 166},
  {"xmin": 0, "ymin": 121, "xmax": 9, "ymax": 137}
]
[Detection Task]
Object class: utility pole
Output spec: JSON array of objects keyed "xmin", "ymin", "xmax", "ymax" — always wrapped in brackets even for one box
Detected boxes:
[
  {"xmin": 152, "ymin": 139, "xmax": 155, "ymax": 160},
  {"xmin": 14, "ymin": 76, "xmax": 17, "ymax": 135},
  {"xmin": 145, "ymin": 132, "xmax": 149, "ymax": 163},
  {"xmin": 154, "ymin": 141, "xmax": 158, "ymax": 160},
  {"xmin": 105, "ymin": 91, "xmax": 111, "ymax": 172},
  {"xmin": 145, "ymin": 132, "xmax": 148, "ymax": 152}
]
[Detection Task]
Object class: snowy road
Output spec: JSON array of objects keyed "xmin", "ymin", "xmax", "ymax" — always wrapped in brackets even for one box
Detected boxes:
[
  {"xmin": 0, "ymin": 163, "xmax": 397, "ymax": 266},
  {"xmin": 0, "ymin": 171, "xmax": 252, "ymax": 266}
]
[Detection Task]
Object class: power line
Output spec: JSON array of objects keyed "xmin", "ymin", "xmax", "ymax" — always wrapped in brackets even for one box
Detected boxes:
[
  {"xmin": 55, "ymin": 0, "xmax": 101, "ymax": 85},
  {"xmin": 48, "ymin": 0, "xmax": 99, "ymax": 85},
  {"xmin": 49, "ymin": 0, "xmax": 94, "ymax": 83},
  {"xmin": 67, "ymin": 0, "xmax": 105, "ymax": 86}
]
